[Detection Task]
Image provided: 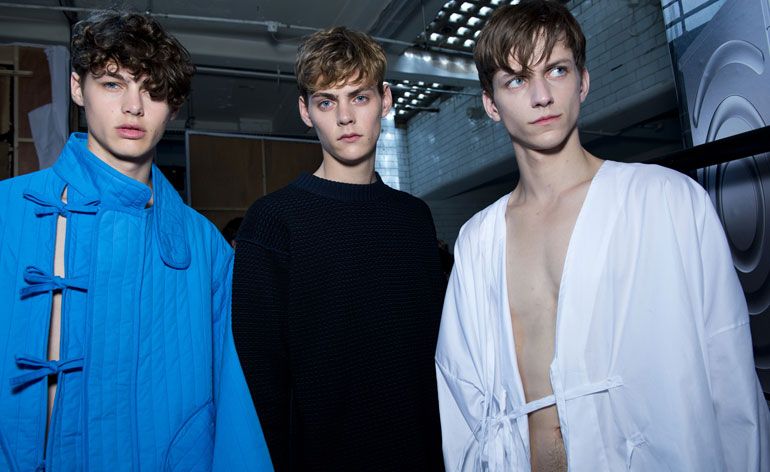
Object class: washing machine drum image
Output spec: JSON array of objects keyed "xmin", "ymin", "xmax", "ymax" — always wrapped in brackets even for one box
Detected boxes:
[{"xmin": 678, "ymin": 0, "xmax": 770, "ymax": 396}]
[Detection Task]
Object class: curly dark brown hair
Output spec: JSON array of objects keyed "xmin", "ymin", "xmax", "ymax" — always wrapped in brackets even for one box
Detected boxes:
[{"xmin": 70, "ymin": 10, "xmax": 195, "ymax": 109}]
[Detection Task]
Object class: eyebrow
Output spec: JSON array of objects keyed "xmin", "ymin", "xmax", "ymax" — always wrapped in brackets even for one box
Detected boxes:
[
  {"xmin": 503, "ymin": 58, "xmax": 572, "ymax": 77},
  {"xmin": 100, "ymin": 70, "xmax": 146, "ymax": 84},
  {"xmin": 311, "ymin": 86, "xmax": 375, "ymax": 101},
  {"xmin": 544, "ymin": 59, "xmax": 571, "ymax": 69},
  {"xmin": 102, "ymin": 70, "xmax": 129, "ymax": 80}
]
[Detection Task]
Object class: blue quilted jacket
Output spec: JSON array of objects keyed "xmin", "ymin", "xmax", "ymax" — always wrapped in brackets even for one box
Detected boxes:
[{"xmin": 0, "ymin": 134, "xmax": 272, "ymax": 471}]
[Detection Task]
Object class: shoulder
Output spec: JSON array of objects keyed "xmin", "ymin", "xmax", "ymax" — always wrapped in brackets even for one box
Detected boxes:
[
  {"xmin": 606, "ymin": 161, "xmax": 704, "ymax": 199},
  {"xmin": 604, "ymin": 161, "xmax": 715, "ymax": 235},
  {"xmin": 174, "ymin": 204, "xmax": 233, "ymax": 268},
  {"xmin": 0, "ymin": 170, "xmax": 57, "ymax": 226},
  {"xmin": 386, "ymin": 186, "xmax": 434, "ymax": 218},
  {"xmin": 180, "ymin": 204, "xmax": 228, "ymax": 242},
  {"xmin": 454, "ymin": 192, "xmax": 509, "ymax": 254},
  {"xmin": 237, "ymin": 186, "xmax": 300, "ymax": 251},
  {"xmin": 0, "ymin": 168, "xmax": 53, "ymax": 195}
]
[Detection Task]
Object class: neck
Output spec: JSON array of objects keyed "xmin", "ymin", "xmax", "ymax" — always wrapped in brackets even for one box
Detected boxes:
[
  {"xmin": 512, "ymin": 132, "xmax": 602, "ymax": 204},
  {"xmin": 87, "ymin": 144, "xmax": 154, "ymax": 186},
  {"xmin": 314, "ymin": 155, "xmax": 376, "ymax": 184}
]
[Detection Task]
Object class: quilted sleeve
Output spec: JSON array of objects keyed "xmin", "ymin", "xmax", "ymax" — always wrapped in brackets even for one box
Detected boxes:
[{"xmin": 211, "ymin": 251, "xmax": 274, "ymax": 471}]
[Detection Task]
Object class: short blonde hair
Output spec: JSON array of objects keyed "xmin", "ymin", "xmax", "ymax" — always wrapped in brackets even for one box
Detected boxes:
[{"xmin": 295, "ymin": 26, "xmax": 386, "ymax": 98}]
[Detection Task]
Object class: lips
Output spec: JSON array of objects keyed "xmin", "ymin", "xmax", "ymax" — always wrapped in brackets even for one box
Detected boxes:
[
  {"xmin": 531, "ymin": 114, "xmax": 561, "ymax": 125},
  {"xmin": 339, "ymin": 133, "xmax": 362, "ymax": 143},
  {"xmin": 116, "ymin": 125, "xmax": 146, "ymax": 139}
]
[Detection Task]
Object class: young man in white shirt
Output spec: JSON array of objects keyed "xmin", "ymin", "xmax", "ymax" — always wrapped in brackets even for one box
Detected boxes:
[{"xmin": 435, "ymin": 1, "xmax": 770, "ymax": 470}]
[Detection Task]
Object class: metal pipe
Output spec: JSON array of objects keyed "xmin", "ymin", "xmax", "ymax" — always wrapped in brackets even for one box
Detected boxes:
[
  {"xmin": 196, "ymin": 65, "xmax": 295, "ymax": 80},
  {"xmin": 196, "ymin": 65, "xmax": 480, "ymax": 97},
  {"xmin": 391, "ymin": 83, "xmax": 478, "ymax": 96},
  {"xmin": 0, "ymin": 2, "xmax": 414, "ymax": 47}
]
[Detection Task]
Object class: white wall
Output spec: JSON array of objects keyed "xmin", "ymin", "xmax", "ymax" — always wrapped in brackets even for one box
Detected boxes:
[{"xmin": 375, "ymin": 110, "xmax": 411, "ymax": 192}]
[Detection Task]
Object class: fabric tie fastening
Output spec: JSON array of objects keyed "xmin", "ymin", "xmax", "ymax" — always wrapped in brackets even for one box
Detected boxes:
[
  {"xmin": 23, "ymin": 191, "xmax": 99, "ymax": 217},
  {"xmin": 10, "ymin": 355, "xmax": 84, "ymax": 388},
  {"xmin": 20, "ymin": 266, "xmax": 88, "ymax": 299}
]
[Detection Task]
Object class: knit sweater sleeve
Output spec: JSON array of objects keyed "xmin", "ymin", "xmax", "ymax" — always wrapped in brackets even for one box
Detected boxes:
[{"xmin": 232, "ymin": 198, "xmax": 291, "ymax": 470}]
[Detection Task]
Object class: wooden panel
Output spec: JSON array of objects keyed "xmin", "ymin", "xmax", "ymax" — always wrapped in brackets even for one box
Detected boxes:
[
  {"xmin": 0, "ymin": 46, "xmax": 13, "ymax": 65},
  {"xmin": 197, "ymin": 209, "xmax": 247, "ymax": 233},
  {"xmin": 263, "ymin": 140, "xmax": 322, "ymax": 194},
  {"xmin": 18, "ymin": 47, "xmax": 51, "ymax": 139},
  {"xmin": 188, "ymin": 134, "xmax": 264, "ymax": 211},
  {"xmin": 18, "ymin": 141, "xmax": 39, "ymax": 175},
  {"xmin": 0, "ymin": 72, "xmax": 9, "ymax": 135},
  {"xmin": 0, "ymin": 67, "xmax": 9, "ymax": 181},
  {"xmin": 0, "ymin": 142, "xmax": 10, "ymax": 180}
]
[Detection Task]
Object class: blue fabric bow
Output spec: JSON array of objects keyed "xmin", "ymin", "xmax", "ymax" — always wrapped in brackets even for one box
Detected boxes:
[
  {"xmin": 23, "ymin": 191, "xmax": 99, "ymax": 217},
  {"xmin": 10, "ymin": 355, "xmax": 85, "ymax": 388},
  {"xmin": 19, "ymin": 266, "xmax": 89, "ymax": 299}
]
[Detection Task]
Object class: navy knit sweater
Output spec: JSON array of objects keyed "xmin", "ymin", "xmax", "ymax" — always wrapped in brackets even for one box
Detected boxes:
[{"xmin": 232, "ymin": 172, "xmax": 445, "ymax": 471}]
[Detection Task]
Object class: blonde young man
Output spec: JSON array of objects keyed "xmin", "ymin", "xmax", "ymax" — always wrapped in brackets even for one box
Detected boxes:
[
  {"xmin": 232, "ymin": 27, "xmax": 445, "ymax": 471},
  {"xmin": 0, "ymin": 10, "xmax": 271, "ymax": 471},
  {"xmin": 435, "ymin": 1, "xmax": 770, "ymax": 471}
]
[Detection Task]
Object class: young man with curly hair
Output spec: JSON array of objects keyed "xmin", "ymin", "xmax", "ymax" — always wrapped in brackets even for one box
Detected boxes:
[
  {"xmin": 0, "ymin": 10, "xmax": 272, "ymax": 471},
  {"xmin": 232, "ymin": 26, "xmax": 445, "ymax": 471},
  {"xmin": 435, "ymin": 1, "xmax": 769, "ymax": 471}
]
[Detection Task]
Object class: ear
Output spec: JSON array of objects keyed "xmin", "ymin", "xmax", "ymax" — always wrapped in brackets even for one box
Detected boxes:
[
  {"xmin": 481, "ymin": 90, "xmax": 501, "ymax": 122},
  {"xmin": 579, "ymin": 67, "xmax": 590, "ymax": 103},
  {"xmin": 71, "ymin": 72, "xmax": 85, "ymax": 106},
  {"xmin": 380, "ymin": 83, "xmax": 393, "ymax": 118},
  {"xmin": 298, "ymin": 95, "xmax": 314, "ymax": 128}
]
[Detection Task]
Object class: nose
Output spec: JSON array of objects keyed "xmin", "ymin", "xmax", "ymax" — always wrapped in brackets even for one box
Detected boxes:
[
  {"xmin": 337, "ymin": 101, "xmax": 355, "ymax": 126},
  {"xmin": 122, "ymin": 86, "xmax": 144, "ymax": 116},
  {"xmin": 529, "ymin": 75, "xmax": 554, "ymax": 108}
]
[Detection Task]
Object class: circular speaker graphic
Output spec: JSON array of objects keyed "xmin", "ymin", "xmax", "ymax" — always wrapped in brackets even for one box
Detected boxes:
[
  {"xmin": 681, "ymin": 1, "xmax": 770, "ymax": 393},
  {"xmin": 696, "ymin": 97, "xmax": 770, "ymax": 379}
]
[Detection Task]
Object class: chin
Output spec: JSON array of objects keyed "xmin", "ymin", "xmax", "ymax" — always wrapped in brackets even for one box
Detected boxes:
[
  {"xmin": 111, "ymin": 147, "xmax": 153, "ymax": 162},
  {"xmin": 333, "ymin": 149, "xmax": 376, "ymax": 166},
  {"xmin": 526, "ymin": 134, "xmax": 572, "ymax": 154}
]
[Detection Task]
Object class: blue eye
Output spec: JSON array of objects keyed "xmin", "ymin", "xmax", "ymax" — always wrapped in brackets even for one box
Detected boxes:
[
  {"xmin": 353, "ymin": 95, "xmax": 369, "ymax": 104},
  {"xmin": 103, "ymin": 81, "xmax": 120, "ymax": 90},
  {"xmin": 549, "ymin": 66, "xmax": 567, "ymax": 78},
  {"xmin": 318, "ymin": 99, "xmax": 333, "ymax": 110},
  {"xmin": 507, "ymin": 77, "xmax": 525, "ymax": 89}
]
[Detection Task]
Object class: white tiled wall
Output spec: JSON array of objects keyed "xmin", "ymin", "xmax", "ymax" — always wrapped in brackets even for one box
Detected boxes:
[{"xmin": 375, "ymin": 110, "xmax": 411, "ymax": 192}]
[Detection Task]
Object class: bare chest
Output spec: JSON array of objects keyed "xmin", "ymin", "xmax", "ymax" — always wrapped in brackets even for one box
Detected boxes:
[
  {"xmin": 503, "ymin": 185, "xmax": 590, "ymax": 397},
  {"xmin": 505, "ymin": 202, "xmax": 582, "ymax": 316}
]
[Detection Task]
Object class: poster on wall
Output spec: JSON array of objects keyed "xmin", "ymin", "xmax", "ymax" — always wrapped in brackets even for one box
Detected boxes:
[{"xmin": 661, "ymin": 0, "xmax": 770, "ymax": 398}]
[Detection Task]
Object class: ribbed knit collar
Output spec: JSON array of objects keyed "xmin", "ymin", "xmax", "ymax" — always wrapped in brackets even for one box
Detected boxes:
[{"xmin": 292, "ymin": 172, "xmax": 390, "ymax": 202}]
